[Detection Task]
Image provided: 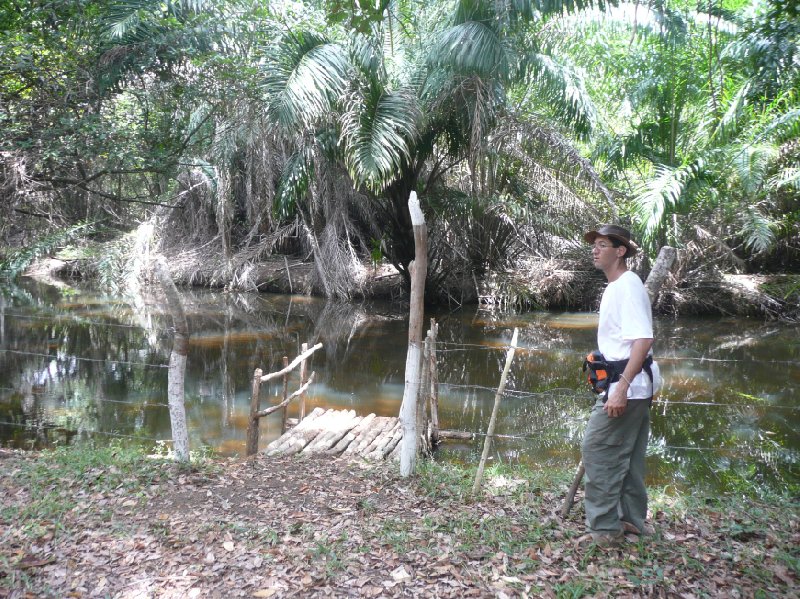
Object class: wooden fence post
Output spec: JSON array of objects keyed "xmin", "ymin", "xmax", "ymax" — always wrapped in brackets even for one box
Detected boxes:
[
  {"xmin": 281, "ymin": 356, "xmax": 289, "ymax": 434},
  {"xmin": 418, "ymin": 330, "xmax": 432, "ymax": 456},
  {"xmin": 246, "ymin": 368, "xmax": 263, "ymax": 456},
  {"xmin": 473, "ymin": 328, "xmax": 518, "ymax": 494},
  {"xmin": 299, "ymin": 342, "xmax": 308, "ymax": 422},
  {"xmin": 429, "ymin": 319, "xmax": 440, "ymax": 446},
  {"xmin": 399, "ymin": 191, "xmax": 428, "ymax": 477}
]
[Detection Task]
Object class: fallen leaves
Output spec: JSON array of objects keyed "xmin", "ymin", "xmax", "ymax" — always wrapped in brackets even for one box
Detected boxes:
[{"xmin": 1, "ymin": 452, "xmax": 797, "ymax": 598}]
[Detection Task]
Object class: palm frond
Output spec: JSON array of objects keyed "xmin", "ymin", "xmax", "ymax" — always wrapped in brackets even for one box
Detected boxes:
[
  {"xmin": 341, "ymin": 88, "xmax": 421, "ymax": 192},
  {"xmin": 633, "ymin": 160, "xmax": 704, "ymax": 246},
  {"xmin": 350, "ymin": 33, "xmax": 387, "ymax": 83},
  {"xmin": 703, "ymin": 81, "xmax": 751, "ymax": 146},
  {"xmin": 760, "ymin": 107, "xmax": 800, "ymax": 144},
  {"xmin": 730, "ymin": 143, "xmax": 778, "ymax": 197},
  {"xmin": 739, "ymin": 205, "xmax": 776, "ymax": 254},
  {"xmin": 104, "ymin": 0, "xmax": 218, "ymax": 41},
  {"xmin": 429, "ymin": 21, "xmax": 513, "ymax": 81},
  {"xmin": 0, "ymin": 222, "xmax": 96, "ymax": 279},
  {"xmin": 526, "ymin": 52, "xmax": 598, "ymax": 136},
  {"xmin": 274, "ymin": 147, "xmax": 314, "ymax": 220},
  {"xmin": 264, "ymin": 31, "xmax": 350, "ymax": 131},
  {"xmin": 773, "ymin": 167, "xmax": 800, "ymax": 191}
]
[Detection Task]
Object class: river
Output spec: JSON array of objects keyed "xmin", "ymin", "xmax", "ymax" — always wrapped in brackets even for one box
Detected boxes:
[{"xmin": 1, "ymin": 279, "xmax": 797, "ymax": 497}]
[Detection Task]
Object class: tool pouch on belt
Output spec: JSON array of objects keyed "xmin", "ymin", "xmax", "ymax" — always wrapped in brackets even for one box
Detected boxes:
[
  {"xmin": 583, "ymin": 350, "xmax": 614, "ymax": 396},
  {"xmin": 582, "ymin": 351, "xmax": 654, "ymax": 402}
]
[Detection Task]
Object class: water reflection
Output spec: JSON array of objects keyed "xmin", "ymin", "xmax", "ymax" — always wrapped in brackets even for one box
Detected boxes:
[{"xmin": 0, "ymin": 279, "xmax": 798, "ymax": 496}]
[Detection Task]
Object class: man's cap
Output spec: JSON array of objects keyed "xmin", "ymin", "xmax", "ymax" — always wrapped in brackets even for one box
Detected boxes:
[{"xmin": 584, "ymin": 224, "xmax": 638, "ymax": 257}]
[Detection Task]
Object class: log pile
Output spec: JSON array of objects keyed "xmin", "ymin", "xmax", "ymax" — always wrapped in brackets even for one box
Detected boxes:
[{"xmin": 265, "ymin": 407, "xmax": 403, "ymax": 460}]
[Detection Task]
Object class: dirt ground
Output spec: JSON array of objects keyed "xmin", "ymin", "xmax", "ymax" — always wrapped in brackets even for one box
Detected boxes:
[{"xmin": 1, "ymin": 450, "xmax": 798, "ymax": 598}]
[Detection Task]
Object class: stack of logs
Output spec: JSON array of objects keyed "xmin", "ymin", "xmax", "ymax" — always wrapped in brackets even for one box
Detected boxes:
[{"xmin": 265, "ymin": 408, "xmax": 403, "ymax": 460}]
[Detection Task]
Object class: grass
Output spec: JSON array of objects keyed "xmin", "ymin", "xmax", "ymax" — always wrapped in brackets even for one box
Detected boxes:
[
  {"xmin": 2, "ymin": 444, "xmax": 798, "ymax": 597},
  {"xmin": 1, "ymin": 441, "xmax": 217, "ymax": 541}
]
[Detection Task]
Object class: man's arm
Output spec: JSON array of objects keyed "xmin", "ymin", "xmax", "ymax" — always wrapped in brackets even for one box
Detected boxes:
[{"xmin": 604, "ymin": 337, "xmax": 653, "ymax": 418}]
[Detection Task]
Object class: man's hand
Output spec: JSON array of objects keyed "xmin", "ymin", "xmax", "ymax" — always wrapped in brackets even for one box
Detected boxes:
[{"xmin": 604, "ymin": 384, "xmax": 628, "ymax": 418}]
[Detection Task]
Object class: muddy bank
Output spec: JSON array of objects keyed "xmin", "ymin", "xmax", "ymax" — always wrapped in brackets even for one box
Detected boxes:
[{"xmin": 25, "ymin": 253, "xmax": 800, "ymax": 321}]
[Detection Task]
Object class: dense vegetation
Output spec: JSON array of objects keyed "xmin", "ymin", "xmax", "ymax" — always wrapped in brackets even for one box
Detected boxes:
[{"xmin": 1, "ymin": 0, "xmax": 798, "ymax": 302}]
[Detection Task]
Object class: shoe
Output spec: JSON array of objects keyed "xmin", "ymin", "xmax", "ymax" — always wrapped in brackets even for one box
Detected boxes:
[
  {"xmin": 621, "ymin": 520, "xmax": 656, "ymax": 536},
  {"xmin": 575, "ymin": 530, "xmax": 624, "ymax": 548}
]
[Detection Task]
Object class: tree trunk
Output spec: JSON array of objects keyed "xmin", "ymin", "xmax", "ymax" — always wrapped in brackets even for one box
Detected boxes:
[
  {"xmin": 645, "ymin": 246, "xmax": 677, "ymax": 305},
  {"xmin": 155, "ymin": 257, "xmax": 190, "ymax": 462},
  {"xmin": 399, "ymin": 191, "xmax": 427, "ymax": 477}
]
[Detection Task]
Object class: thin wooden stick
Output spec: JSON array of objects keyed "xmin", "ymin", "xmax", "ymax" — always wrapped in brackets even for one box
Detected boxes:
[
  {"xmin": 561, "ymin": 462, "xmax": 585, "ymax": 517},
  {"xmin": 261, "ymin": 343, "xmax": 322, "ymax": 382},
  {"xmin": 472, "ymin": 328, "xmax": 518, "ymax": 494},
  {"xmin": 254, "ymin": 372, "xmax": 316, "ymax": 418}
]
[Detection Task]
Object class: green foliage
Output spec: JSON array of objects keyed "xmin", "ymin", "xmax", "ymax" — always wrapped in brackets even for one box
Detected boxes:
[{"xmin": 0, "ymin": 223, "xmax": 95, "ymax": 279}]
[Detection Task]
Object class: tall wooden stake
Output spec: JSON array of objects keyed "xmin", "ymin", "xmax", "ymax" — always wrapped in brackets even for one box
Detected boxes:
[
  {"xmin": 399, "ymin": 191, "xmax": 428, "ymax": 477},
  {"xmin": 280, "ymin": 356, "xmax": 289, "ymax": 434},
  {"xmin": 429, "ymin": 319, "xmax": 440, "ymax": 446},
  {"xmin": 246, "ymin": 368, "xmax": 263, "ymax": 456},
  {"xmin": 473, "ymin": 328, "xmax": 518, "ymax": 494},
  {"xmin": 299, "ymin": 342, "xmax": 309, "ymax": 421}
]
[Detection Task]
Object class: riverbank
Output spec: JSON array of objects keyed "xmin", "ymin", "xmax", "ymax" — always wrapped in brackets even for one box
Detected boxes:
[
  {"xmin": 26, "ymin": 249, "xmax": 800, "ymax": 321},
  {"xmin": 1, "ymin": 445, "xmax": 797, "ymax": 598}
]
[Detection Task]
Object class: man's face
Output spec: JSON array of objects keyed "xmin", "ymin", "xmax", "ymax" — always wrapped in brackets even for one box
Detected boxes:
[{"xmin": 590, "ymin": 235, "xmax": 625, "ymax": 271}]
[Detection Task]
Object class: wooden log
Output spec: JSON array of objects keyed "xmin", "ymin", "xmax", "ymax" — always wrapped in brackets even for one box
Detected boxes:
[
  {"xmin": 438, "ymin": 430, "xmax": 475, "ymax": 440},
  {"xmin": 345, "ymin": 416, "xmax": 392, "ymax": 456},
  {"xmin": 254, "ymin": 373, "xmax": 315, "ymax": 418},
  {"xmin": 418, "ymin": 330, "xmax": 431, "ymax": 456},
  {"xmin": 399, "ymin": 191, "xmax": 427, "ymax": 476},
  {"xmin": 364, "ymin": 419, "xmax": 401, "ymax": 455},
  {"xmin": 326, "ymin": 413, "xmax": 375, "ymax": 456},
  {"xmin": 366, "ymin": 420, "xmax": 403, "ymax": 460},
  {"xmin": 276, "ymin": 408, "xmax": 338, "ymax": 456},
  {"xmin": 245, "ymin": 368, "xmax": 263, "ymax": 457},
  {"xmin": 266, "ymin": 406, "xmax": 325, "ymax": 454},
  {"xmin": 302, "ymin": 410, "xmax": 360, "ymax": 454},
  {"xmin": 155, "ymin": 257, "xmax": 190, "ymax": 462}
]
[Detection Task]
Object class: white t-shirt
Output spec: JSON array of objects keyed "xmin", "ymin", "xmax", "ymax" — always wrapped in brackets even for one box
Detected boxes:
[{"xmin": 598, "ymin": 270, "xmax": 660, "ymax": 399}]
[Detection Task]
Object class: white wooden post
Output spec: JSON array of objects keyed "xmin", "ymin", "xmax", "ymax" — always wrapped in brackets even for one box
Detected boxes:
[
  {"xmin": 155, "ymin": 257, "xmax": 190, "ymax": 462},
  {"xmin": 399, "ymin": 191, "xmax": 428, "ymax": 477}
]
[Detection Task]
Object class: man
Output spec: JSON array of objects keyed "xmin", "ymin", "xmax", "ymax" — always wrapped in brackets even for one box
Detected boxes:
[{"xmin": 580, "ymin": 224, "xmax": 660, "ymax": 546}]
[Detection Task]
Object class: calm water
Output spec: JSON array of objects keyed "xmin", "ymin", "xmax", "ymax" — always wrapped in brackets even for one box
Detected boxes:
[{"xmin": 1, "ymin": 279, "xmax": 798, "ymax": 496}]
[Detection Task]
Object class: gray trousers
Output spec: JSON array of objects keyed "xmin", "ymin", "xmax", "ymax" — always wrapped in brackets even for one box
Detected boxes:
[{"xmin": 581, "ymin": 398, "xmax": 651, "ymax": 533}]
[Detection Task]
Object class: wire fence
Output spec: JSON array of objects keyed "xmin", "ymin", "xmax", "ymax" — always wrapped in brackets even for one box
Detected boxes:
[
  {"xmin": 1, "ymin": 320, "xmax": 798, "ymax": 459},
  {"xmin": 0, "ymin": 418, "xmax": 794, "ymax": 461},
  {"xmin": 0, "ymin": 348, "xmax": 169, "ymax": 368}
]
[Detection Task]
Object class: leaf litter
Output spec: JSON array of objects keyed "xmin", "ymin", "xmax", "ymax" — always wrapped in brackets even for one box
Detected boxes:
[{"xmin": 0, "ymin": 449, "xmax": 797, "ymax": 598}]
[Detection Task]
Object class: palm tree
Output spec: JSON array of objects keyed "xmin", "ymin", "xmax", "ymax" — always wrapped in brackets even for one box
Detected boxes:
[
  {"xmin": 263, "ymin": 0, "xmax": 615, "ymax": 294},
  {"xmin": 575, "ymin": 0, "xmax": 799, "ymax": 260}
]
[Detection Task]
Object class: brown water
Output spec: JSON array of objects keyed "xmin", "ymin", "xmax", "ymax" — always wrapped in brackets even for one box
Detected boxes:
[{"xmin": 1, "ymin": 279, "xmax": 798, "ymax": 496}]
